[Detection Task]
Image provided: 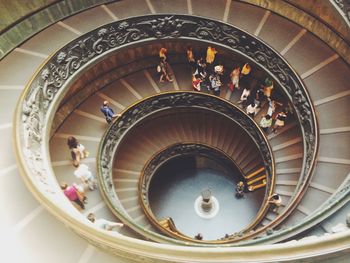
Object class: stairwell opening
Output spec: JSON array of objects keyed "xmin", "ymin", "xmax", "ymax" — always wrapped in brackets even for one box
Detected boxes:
[{"xmin": 148, "ymin": 153, "xmax": 265, "ymax": 240}]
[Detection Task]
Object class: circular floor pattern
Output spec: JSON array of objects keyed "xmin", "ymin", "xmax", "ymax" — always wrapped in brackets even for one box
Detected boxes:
[
  {"xmin": 194, "ymin": 195, "xmax": 220, "ymax": 219},
  {"xmin": 149, "ymin": 157, "xmax": 265, "ymax": 240}
]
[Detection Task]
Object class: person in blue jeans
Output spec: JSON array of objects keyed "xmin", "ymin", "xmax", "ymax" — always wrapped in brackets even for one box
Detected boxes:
[{"xmin": 100, "ymin": 100, "xmax": 120, "ymax": 124}]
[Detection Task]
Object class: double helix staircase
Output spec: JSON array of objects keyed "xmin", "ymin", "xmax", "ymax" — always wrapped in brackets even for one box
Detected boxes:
[{"xmin": 1, "ymin": 0, "xmax": 350, "ymax": 262}]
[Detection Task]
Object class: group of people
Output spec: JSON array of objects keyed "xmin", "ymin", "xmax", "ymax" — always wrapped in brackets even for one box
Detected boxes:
[
  {"xmin": 189, "ymin": 46, "xmax": 226, "ymax": 96},
  {"xmin": 59, "ymin": 101, "xmax": 121, "ymax": 210},
  {"xmin": 61, "ymin": 136, "xmax": 97, "ymax": 210},
  {"xmin": 235, "ymin": 181, "xmax": 282, "ymax": 212},
  {"xmin": 60, "ymin": 46, "xmax": 289, "ymax": 230},
  {"xmin": 61, "ymin": 136, "xmax": 124, "ymax": 232},
  {"xmin": 185, "ymin": 45, "xmax": 291, "ymax": 134}
]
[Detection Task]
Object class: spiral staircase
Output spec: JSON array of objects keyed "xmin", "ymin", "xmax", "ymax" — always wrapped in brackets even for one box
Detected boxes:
[{"xmin": 1, "ymin": 0, "xmax": 350, "ymax": 262}]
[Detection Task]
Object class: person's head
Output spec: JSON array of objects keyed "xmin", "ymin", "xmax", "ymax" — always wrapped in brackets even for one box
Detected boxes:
[
  {"xmin": 103, "ymin": 100, "xmax": 109, "ymax": 107},
  {"xmin": 272, "ymin": 194, "xmax": 279, "ymax": 200},
  {"xmin": 264, "ymin": 78, "xmax": 273, "ymax": 87},
  {"xmin": 214, "ymin": 65, "xmax": 223, "ymax": 74},
  {"xmin": 238, "ymin": 181, "xmax": 244, "ymax": 187},
  {"xmin": 265, "ymin": 115, "xmax": 271, "ymax": 120},
  {"xmin": 67, "ymin": 136, "xmax": 78, "ymax": 149},
  {"xmin": 195, "ymin": 233, "xmax": 203, "ymax": 240},
  {"xmin": 87, "ymin": 213, "xmax": 96, "ymax": 223},
  {"xmin": 187, "ymin": 46, "xmax": 192, "ymax": 51},
  {"xmin": 60, "ymin": 182, "xmax": 68, "ymax": 190},
  {"xmin": 251, "ymin": 102, "xmax": 255, "ymax": 107}
]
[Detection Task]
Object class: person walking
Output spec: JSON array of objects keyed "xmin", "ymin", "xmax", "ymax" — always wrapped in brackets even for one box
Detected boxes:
[
  {"xmin": 268, "ymin": 193, "xmax": 282, "ymax": 212},
  {"xmin": 74, "ymin": 163, "xmax": 97, "ymax": 191},
  {"xmin": 100, "ymin": 100, "xmax": 120, "ymax": 124},
  {"xmin": 263, "ymin": 77, "xmax": 274, "ymax": 98},
  {"xmin": 229, "ymin": 66, "xmax": 240, "ymax": 92},
  {"xmin": 87, "ymin": 213, "xmax": 124, "ymax": 231},
  {"xmin": 272, "ymin": 111, "xmax": 287, "ymax": 133},
  {"xmin": 159, "ymin": 47, "xmax": 167, "ymax": 61},
  {"xmin": 259, "ymin": 115, "xmax": 273, "ymax": 133},
  {"xmin": 158, "ymin": 57, "xmax": 173, "ymax": 83},
  {"xmin": 67, "ymin": 136, "xmax": 89, "ymax": 167},
  {"xmin": 246, "ymin": 102, "xmax": 258, "ymax": 118},
  {"xmin": 187, "ymin": 46, "xmax": 196, "ymax": 71},
  {"xmin": 206, "ymin": 46, "xmax": 217, "ymax": 65},
  {"xmin": 61, "ymin": 182, "xmax": 86, "ymax": 210}
]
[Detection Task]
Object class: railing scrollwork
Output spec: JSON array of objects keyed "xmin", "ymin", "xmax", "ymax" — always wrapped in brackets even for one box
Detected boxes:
[
  {"xmin": 138, "ymin": 142, "xmax": 271, "ymax": 242},
  {"xmin": 14, "ymin": 14, "xmax": 323, "ymax": 249},
  {"xmin": 98, "ymin": 92, "xmax": 275, "ymax": 243}
]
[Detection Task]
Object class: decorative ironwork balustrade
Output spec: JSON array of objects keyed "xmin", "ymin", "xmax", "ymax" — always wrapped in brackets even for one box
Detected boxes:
[
  {"xmin": 138, "ymin": 142, "xmax": 265, "ymax": 242},
  {"xmin": 97, "ymin": 92, "xmax": 275, "ymax": 243},
  {"xmin": 332, "ymin": 0, "xmax": 350, "ymax": 25},
  {"xmin": 15, "ymin": 15, "xmax": 321, "ymax": 246}
]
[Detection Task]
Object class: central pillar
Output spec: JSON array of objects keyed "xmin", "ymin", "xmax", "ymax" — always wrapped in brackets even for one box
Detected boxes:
[
  {"xmin": 194, "ymin": 188, "xmax": 220, "ymax": 219},
  {"xmin": 201, "ymin": 189, "xmax": 213, "ymax": 212}
]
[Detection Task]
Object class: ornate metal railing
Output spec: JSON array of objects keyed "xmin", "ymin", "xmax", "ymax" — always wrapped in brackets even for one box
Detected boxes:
[
  {"xmin": 14, "ymin": 14, "xmax": 321, "ymax": 248},
  {"xmin": 331, "ymin": 0, "xmax": 350, "ymax": 27},
  {"xmin": 138, "ymin": 142, "xmax": 262, "ymax": 242},
  {"xmin": 240, "ymin": 173, "xmax": 350, "ymax": 245},
  {"xmin": 98, "ymin": 91, "xmax": 275, "ymax": 243}
]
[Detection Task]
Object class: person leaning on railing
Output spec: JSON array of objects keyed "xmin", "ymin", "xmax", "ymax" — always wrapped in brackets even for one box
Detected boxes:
[{"xmin": 100, "ymin": 100, "xmax": 121, "ymax": 124}]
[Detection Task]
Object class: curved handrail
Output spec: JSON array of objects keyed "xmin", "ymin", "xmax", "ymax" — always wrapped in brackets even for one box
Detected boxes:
[
  {"xmin": 2, "ymin": 0, "xmax": 349, "ymax": 65},
  {"xmin": 14, "ymin": 14, "xmax": 319, "ymax": 248},
  {"xmin": 98, "ymin": 91, "xmax": 275, "ymax": 244},
  {"xmin": 138, "ymin": 142, "xmax": 265, "ymax": 243},
  {"xmin": 0, "ymin": 0, "xmax": 120, "ymax": 60},
  {"xmin": 240, "ymin": 173, "xmax": 350, "ymax": 245},
  {"xmin": 0, "ymin": 0, "xmax": 63, "ymax": 35}
]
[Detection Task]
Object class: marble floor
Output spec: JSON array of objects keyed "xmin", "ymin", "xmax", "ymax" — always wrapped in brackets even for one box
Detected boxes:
[{"xmin": 149, "ymin": 156, "xmax": 265, "ymax": 240}]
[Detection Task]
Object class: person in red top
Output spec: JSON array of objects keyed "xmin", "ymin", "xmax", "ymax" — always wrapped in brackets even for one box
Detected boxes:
[
  {"xmin": 61, "ymin": 182, "xmax": 85, "ymax": 209},
  {"xmin": 192, "ymin": 74, "xmax": 202, "ymax": 91}
]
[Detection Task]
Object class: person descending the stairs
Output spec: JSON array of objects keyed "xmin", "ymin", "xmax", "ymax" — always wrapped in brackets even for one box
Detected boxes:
[
  {"xmin": 100, "ymin": 100, "xmax": 120, "ymax": 124},
  {"xmin": 87, "ymin": 213, "xmax": 124, "ymax": 232}
]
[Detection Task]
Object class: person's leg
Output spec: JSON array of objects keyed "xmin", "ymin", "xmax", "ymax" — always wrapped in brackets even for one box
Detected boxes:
[
  {"xmin": 73, "ymin": 198, "xmax": 85, "ymax": 209},
  {"xmin": 159, "ymin": 73, "xmax": 165, "ymax": 82}
]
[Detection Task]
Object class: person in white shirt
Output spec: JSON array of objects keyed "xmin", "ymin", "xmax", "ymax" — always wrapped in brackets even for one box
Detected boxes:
[
  {"xmin": 74, "ymin": 163, "xmax": 97, "ymax": 191},
  {"xmin": 268, "ymin": 194, "xmax": 282, "ymax": 212},
  {"xmin": 87, "ymin": 213, "xmax": 124, "ymax": 231},
  {"xmin": 239, "ymin": 88, "xmax": 250, "ymax": 106},
  {"xmin": 246, "ymin": 102, "xmax": 258, "ymax": 118}
]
